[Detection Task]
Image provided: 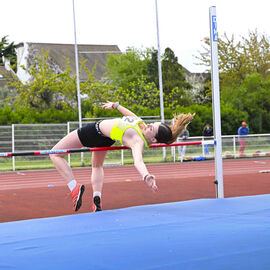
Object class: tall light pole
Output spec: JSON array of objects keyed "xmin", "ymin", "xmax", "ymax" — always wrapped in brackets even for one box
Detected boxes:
[
  {"xmin": 155, "ymin": 0, "xmax": 166, "ymax": 160},
  {"xmin": 72, "ymin": 0, "xmax": 82, "ymax": 129},
  {"xmin": 72, "ymin": 0, "xmax": 84, "ymax": 165},
  {"xmin": 155, "ymin": 0, "xmax": 164, "ymax": 123}
]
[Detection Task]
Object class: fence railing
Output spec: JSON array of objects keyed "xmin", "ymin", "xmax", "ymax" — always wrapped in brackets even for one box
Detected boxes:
[{"xmin": 1, "ymin": 122, "xmax": 270, "ymax": 171}]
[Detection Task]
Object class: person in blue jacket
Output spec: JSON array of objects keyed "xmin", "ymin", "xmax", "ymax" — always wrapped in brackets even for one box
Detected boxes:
[{"xmin": 238, "ymin": 122, "xmax": 249, "ymax": 154}]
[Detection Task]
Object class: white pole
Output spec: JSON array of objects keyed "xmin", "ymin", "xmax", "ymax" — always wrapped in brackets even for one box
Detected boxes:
[
  {"xmin": 67, "ymin": 122, "xmax": 71, "ymax": 166},
  {"xmin": 121, "ymin": 149, "xmax": 124, "ymax": 165},
  {"xmin": 72, "ymin": 0, "xmax": 84, "ymax": 165},
  {"xmin": 209, "ymin": 6, "xmax": 224, "ymax": 198},
  {"xmin": 12, "ymin": 124, "xmax": 15, "ymax": 171},
  {"xmin": 72, "ymin": 0, "xmax": 82, "ymax": 128},
  {"xmin": 233, "ymin": 135, "xmax": 236, "ymax": 158},
  {"xmin": 155, "ymin": 0, "xmax": 166, "ymax": 160}
]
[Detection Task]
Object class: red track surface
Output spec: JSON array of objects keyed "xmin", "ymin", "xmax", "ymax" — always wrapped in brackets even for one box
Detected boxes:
[{"xmin": 1, "ymin": 158, "xmax": 270, "ymax": 223}]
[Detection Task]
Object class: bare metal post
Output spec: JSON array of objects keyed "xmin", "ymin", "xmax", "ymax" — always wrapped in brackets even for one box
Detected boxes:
[
  {"xmin": 233, "ymin": 135, "xmax": 236, "ymax": 158},
  {"xmin": 12, "ymin": 124, "xmax": 15, "ymax": 171},
  {"xmin": 155, "ymin": 0, "xmax": 166, "ymax": 160},
  {"xmin": 72, "ymin": 0, "xmax": 84, "ymax": 165},
  {"xmin": 67, "ymin": 122, "xmax": 71, "ymax": 166}
]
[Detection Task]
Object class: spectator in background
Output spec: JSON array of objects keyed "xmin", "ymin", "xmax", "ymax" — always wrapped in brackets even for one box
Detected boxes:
[
  {"xmin": 177, "ymin": 128, "xmax": 189, "ymax": 162},
  {"xmin": 202, "ymin": 124, "xmax": 213, "ymax": 155},
  {"xmin": 238, "ymin": 121, "xmax": 249, "ymax": 155}
]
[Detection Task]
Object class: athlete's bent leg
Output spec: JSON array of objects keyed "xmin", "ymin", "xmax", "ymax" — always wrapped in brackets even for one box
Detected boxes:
[
  {"xmin": 91, "ymin": 151, "xmax": 107, "ymax": 212},
  {"xmin": 50, "ymin": 130, "xmax": 85, "ymax": 211},
  {"xmin": 50, "ymin": 130, "xmax": 83, "ymax": 183}
]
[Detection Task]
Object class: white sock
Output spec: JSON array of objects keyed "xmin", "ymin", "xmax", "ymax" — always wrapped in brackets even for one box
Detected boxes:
[
  {"xmin": 67, "ymin": 179, "xmax": 77, "ymax": 191},
  {"xmin": 93, "ymin": 191, "xmax": 101, "ymax": 198}
]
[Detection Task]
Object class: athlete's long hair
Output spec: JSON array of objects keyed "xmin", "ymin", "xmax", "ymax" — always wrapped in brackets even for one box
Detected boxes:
[{"xmin": 155, "ymin": 113, "xmax": 195, "ymax": 145}]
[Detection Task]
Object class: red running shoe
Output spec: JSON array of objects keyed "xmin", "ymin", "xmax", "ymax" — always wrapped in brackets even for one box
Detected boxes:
[
  {"xmin": 91, "ymin": 196, "xmax": 102, "ymax": 212},
  {"xmin": 70, "ymin": 184, "xmax": 85, "ymax": 211}
]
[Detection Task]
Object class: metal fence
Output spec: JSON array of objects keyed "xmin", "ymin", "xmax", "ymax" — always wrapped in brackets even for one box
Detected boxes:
[{"xmin": 1, "ymin": 122, "xmax": 270, "ymax": 171}]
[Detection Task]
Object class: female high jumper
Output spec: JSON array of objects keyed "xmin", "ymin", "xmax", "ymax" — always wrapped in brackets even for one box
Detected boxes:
[{"xmin": 50, "ymin": 101, "xmax": 195, "ymax": 212}]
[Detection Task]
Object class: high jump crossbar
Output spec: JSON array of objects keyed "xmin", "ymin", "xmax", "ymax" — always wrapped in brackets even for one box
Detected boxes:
[{"xmin": 0, "ymin": 141, "xmax": 214, "ymax": 158}]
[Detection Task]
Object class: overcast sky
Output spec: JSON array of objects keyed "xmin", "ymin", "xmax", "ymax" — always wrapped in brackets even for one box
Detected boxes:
[{"xmin": 1, "ymin": 0, "xmax": 270, "ymax": 72}]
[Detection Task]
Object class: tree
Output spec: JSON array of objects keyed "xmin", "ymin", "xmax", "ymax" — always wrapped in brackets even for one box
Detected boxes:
[
  {"xmin": 106, "ymin": 47, "xmax": 193, "ymax": 108},
  {"xmin": 161, "ymin": 48, "xmax": 192, "ymax": 95},
  {"xmin": 77, "ymin": 59, "xmax": 111, "ymax": 105},
  {"xmin": 164, "ymin": 86, "xmax": 193, "ymax": 110},
  {"xmin": 6, "ymin": 50, "xmax": 111, "ymax": 112},
  {"xmin": 0, "ymin": 85, "xmax": 16, "ymax": 106},
  {"xmin": 105, "ymin": 47, "xmax": 160, "ymax": 107},
  {"xmin": 146, "ymin": 49, "xmax": 159, "ymax": 86},
  {"xmin": 236, "ymin": 73, "xmax": 270, "ymax": 133},
  {"xmin": 194, "ymin": 72, "xmax": 212, "ymax": 105},
  {"xmin": 6, "ymin": 50, "xmax": 76, "ymax": 110},
  {"xmin": 197, "ymin": 30, "xmax": 270, "ymax": 86},
  {"xmin": 0, "ymin": 36, "xmax": 18, "ymax": 72},
  {"xmin": 105, "ymin": 47, "xmax": 153, "ymax": 90},
  {"xmin": 219, "ymin": 72, "xmax": 270, "ymax": 133},
  {"xmin": 146, "ymin": 48, "xmax": 192, "ymax": 98},
  {"xmin": 196, "ymin": 29, "xmax": 270, "ymax": 126},
  {"xmin": 113, "ymin": 77, "xmax": 160, "ymax": 109}
]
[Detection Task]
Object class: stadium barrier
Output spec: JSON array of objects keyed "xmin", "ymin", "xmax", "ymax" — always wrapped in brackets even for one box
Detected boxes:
[{"xmin": 1, "ymin": 122, "xmax": 270, "ymax": 171}]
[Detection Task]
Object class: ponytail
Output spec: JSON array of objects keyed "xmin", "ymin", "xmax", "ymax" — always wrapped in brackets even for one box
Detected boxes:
[
  {"xmin": 168, "ymin": 113, "xmax": 195, "ymax": 144},
  {"xmin": 155, "ymin": 112, "xmax": 195, "ymax": 145}
]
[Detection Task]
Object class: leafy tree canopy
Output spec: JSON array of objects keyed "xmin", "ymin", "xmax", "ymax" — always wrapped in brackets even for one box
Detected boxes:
[
  {"xmin": 105, "ymin": 46, "xmax": 193, "ymax": 109},
  {"xmin": 105, "ymin": 47, "xmax": 153, "ymax": 89},
  {"xmin": 196, "ymin": 29, "xmax": 270, "ymax": 133},
  {"xmin": 5, "ymin": 50, "xmax": 111, "ymax": 112},
  {"xmin": 0, "ymin": 36, "xmax": 18, "ymax": 72},
  {"xmin": 197, "ymin": 29, "xmax": 270, "ymax": 86}
]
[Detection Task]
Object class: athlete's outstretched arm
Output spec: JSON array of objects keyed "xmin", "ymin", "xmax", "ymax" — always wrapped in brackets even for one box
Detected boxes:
[
  {"xmin": 101, "ymin": 101, "xmax": 137, "ymax": 117},
  {"xmin": 129, "ymin": 141, "xmax": 158, "ymax": 192}
]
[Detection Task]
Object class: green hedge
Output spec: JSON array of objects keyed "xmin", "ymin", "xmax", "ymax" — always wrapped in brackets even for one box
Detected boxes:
[
  {"xmin": 0, "ymin": 106, "xmax": 78, "ymax": 124},
  {"xmin": 0, "ymin": 101, "xmax": 249, "ymax": 136}
]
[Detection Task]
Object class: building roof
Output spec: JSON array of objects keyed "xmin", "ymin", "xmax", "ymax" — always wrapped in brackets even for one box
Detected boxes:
[{"xmin": 25, "ymin": 43, "xmax": 121, "ymax": 81}]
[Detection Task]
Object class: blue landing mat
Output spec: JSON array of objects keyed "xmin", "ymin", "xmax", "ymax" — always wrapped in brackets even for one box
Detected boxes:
[{"xmin": 1, "ymin": 195, "xmax": 270, "ymax": 270}]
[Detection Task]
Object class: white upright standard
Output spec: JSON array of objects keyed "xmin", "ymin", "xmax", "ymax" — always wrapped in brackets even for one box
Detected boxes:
[{"xmin": 209, "ymin": 6, "xmax": 224, "ymax": 198}]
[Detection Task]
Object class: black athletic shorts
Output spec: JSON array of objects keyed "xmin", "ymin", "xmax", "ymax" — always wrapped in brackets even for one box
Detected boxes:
[{"xmin": 77, "ymin": 121, "xmax": 115, "ymax": 147}]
